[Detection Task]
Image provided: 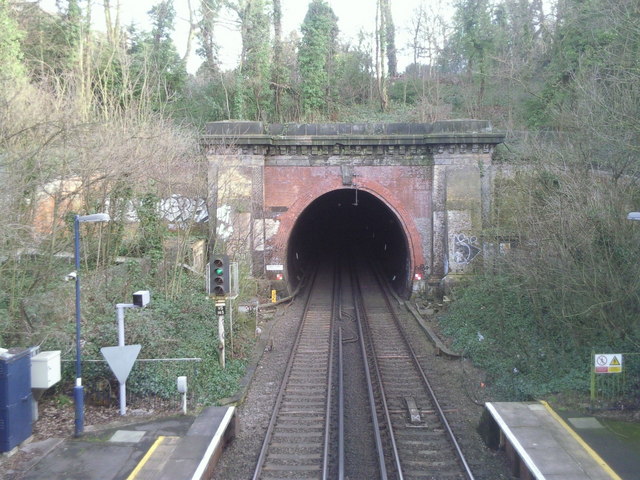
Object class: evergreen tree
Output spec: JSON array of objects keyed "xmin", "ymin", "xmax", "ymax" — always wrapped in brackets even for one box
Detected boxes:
[
  {"xmin": 442, "ymin": 0, "xmax": 496, "ymax": 103},
  {"xmin": 298, "ymin": 0, "xmax": 339, "ymax": 119},
  {"xmin": 0, "ymin": 0, "xmax": 26, "ymax": 84},
  {"xmin": 272, "ymin": 0, "xmax": 284, "ymax": 120},
  {"xmin": 239, "ymin": 0, "xmax": 271, "ymax": 120},
  {"xmin": 223, "ymin": 0, "xmax": 271, "ymax": 120},
  {"xmin": 197, "ymin": 0, "xmax": 221, "ymax": 73},
  {"xmin": 382, "ymin": 0, "xmax": 397, "ymax": 78},
  {"xmin": 128, "ymin": 0, "xmax": 188, "ymax": 110}
]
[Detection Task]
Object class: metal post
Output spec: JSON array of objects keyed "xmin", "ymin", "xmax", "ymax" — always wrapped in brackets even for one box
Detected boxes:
[
  {"xmin": 115, "ymin": 303, "xmax": 134, "ymax": 416},
  {"xmin": 218, "ymin": 314, "xmax": 225, "ymax": 369},
  {"xmin": 73, "ymin": 215, "xmax": 84, "ymax": 437},
  {"xmin": 590, "ymin": 350, "xmax": 596, "ymax": 407},
  {"xmin": 116, "ymin": 305, "xmax": 126, "ymax": 347},
  {"xmin": 116, "ymin": 304, "xmax": 126, "ymax": 415},
  {"xmin": 71, "ymin": 212, "xmax": 110, "ymax": 437},
  {"xmin": 228, "ymin": 298, "xmax": 233, "ymax": 355}
]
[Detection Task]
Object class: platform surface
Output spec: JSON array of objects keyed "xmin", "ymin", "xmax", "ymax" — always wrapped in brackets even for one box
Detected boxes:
[
  {"xmin": 486, "ymin": 402, "xmax": 620, "ymax": 480},
  {"xmin": 130, "ymin": 406, "xmax": 236, "ymax": 480},
  {"xmin": 12, "ymin": 406, "xmax": 235, "ymax": 480}
]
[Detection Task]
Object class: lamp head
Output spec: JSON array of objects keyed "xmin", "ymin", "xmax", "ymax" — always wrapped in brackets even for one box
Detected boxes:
[{"xmin": 77, "ymin": 213, "xmax": 110, "ymax": 223}]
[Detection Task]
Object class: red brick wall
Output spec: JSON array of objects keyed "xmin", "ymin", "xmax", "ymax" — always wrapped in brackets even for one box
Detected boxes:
[{"xmin": 263, "ymin": 164, "xmax": 429, "ymax": 278}]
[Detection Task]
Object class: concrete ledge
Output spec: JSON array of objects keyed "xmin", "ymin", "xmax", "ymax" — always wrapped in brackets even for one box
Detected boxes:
[
  {"xmin": 206, "ymin": 120, "xmax": 496, "ymax": 136},
  {"xmin": 129, "ymin": 406, "xmax": 236, "ymax": 480},
  {"xmin": 188, "ymin": 406, "xmax": 237, "ymax": 480},
  {"xmin": 482, "ymin": 402, "xmax": 620, "ymax": 480},
  {"xmin": 403, "ymin": 301, "xmax": 460, "ymax": 358}
]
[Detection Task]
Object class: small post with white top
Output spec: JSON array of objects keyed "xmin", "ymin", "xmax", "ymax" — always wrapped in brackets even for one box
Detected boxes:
[{"xmin": 177, "ymin": 376, "xmax": 188, "ymax": 414}]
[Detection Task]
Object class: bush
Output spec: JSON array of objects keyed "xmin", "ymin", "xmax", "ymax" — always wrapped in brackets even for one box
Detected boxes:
[{"xmin": 439, "ymin": 274, "xmax": 589, "ymax": 400}]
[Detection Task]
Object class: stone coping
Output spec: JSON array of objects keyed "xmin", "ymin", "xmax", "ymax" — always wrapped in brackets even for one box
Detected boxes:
[{"xmin": 202, "ymin": 121, "xmax": 505, "ymax": 147}]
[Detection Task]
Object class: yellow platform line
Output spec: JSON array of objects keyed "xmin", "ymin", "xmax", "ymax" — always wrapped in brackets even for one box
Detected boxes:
[
  {"xmin": 126, "ymin": 435, "xmax": 166, "ymax": 480},
  {"xmin": 539, "ymin": 401, "xmax": 622, "ymax": 480}
]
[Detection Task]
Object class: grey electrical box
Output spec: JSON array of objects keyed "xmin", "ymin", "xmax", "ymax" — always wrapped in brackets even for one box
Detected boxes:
[{"xmin": 31, "ymin": 351, "xmax": 61, "ymax": 389}]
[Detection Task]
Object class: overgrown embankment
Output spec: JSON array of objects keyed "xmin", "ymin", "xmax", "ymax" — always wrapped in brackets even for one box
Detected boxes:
[{"xmin": 437, "ymin": 161, "xmax": 640, "ymax": 406}]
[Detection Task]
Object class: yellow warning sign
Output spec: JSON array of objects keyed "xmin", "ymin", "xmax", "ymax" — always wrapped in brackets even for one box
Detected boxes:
[
  {"xmin": 271, "ymin": 289, "xmax": 277, "ymax": 303},
  {"xmin": 594, "ymin": 354, "xmax": 623, "ymax": 374}
]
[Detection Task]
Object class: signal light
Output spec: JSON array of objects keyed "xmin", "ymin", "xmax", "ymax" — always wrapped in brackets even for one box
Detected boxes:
[{"xmin": 209, "ymin": 255, "xmax": 230, "ymax": 296}]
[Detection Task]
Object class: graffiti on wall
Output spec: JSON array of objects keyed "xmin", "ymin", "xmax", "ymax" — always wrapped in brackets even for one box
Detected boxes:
[{"xmin": 452, "ymin": 233, "xmax": 480, "ymax": 265}]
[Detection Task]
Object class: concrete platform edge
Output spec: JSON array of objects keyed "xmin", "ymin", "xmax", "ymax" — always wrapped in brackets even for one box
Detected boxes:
[
  {"xmin": 539, "ymin": 401, "xmax": 622, "ymax": 480},
  {"xmin": 190, "ymin": 406, "xmax": 236, "ymax": 480},
  {"xmin": 485, "ymin": 402, "xmax": 543, "ymax": 478},
  {"xmin": 486, "ymin": 401, "xmax": 623, "ymax": 480}
]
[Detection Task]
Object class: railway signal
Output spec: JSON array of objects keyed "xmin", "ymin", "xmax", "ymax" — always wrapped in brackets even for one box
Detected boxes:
[{"xmin": 208, "ymin": 255, "xmax": 230, "ymax": 296}]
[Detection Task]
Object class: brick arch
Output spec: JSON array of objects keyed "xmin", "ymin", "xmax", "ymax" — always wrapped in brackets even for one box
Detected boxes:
[
  {"xmin": 355, "ymin": 179, "xmax": 426, "ymax": 270},
  {"xmin": 269, "ymin": 179, "xmax": 425, "ymax": 287}
]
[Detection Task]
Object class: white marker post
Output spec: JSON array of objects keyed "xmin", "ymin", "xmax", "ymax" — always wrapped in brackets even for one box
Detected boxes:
[
  {"xmin": 177, "ymin": 376, "xmax": 188, "ymax": 414},
  {"xmin": 216, "ymin": 299, "xmax": 226, "ymax": 369}
]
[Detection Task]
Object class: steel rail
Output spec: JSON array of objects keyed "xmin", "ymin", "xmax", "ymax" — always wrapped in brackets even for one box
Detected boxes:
[
  {"xmin": 322, "ymin": 265, "xmax": 339, "ymax": 480},
  {"xmin": 335, "ymin": 266, "xmax": 346, "ymax": 480},
  {"xmin": 350, "ymin": 266, "xmax": 391, "ymax": 480},
  {"xmin": 337, "ymin": 325, "xmax": 345, "ymax": 480},
  {"xmin": 252, "ymin": 263, "xmax": 336, "ymax": 480},
  {"xmin": 370, "ymin": 262, "xmax": 475, "ymax": 480}
]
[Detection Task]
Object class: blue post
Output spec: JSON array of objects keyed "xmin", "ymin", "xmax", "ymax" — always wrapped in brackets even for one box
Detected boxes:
[{"xmin": 74, "ymin": 215, "xmax": 84, "ymax": 437}]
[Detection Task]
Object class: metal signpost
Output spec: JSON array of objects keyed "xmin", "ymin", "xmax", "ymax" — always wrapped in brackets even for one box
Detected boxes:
[
  {"xmin": 73, "ymin": 212, "xmax": 110, "ymax": 437},
  {"xmin": 208, "ymin": 257, "xmax": 237, "ymax": 370},
  {"xmin": 101, "ymin": 345, "xmax": 141, "ymax": 415},
  {"xmin": 590, "ymin": 352, "xmax": 624, "ymax": 404},
  {"xmin": 101, "ymin": 291, "xmax": 149, "ymax": 415}
]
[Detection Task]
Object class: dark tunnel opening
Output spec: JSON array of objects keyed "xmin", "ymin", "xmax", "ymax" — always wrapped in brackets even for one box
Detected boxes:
[{"xmin": 286, "ymin": 189, "xmax": 410, "ymax": 297}]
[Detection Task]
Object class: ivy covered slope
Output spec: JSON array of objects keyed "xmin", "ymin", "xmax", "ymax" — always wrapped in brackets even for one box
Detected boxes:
[
  {"xmin": 1, "ymin": 241, "xmax": 256, "ymax": 406},
  {"xmin": 438, "ymin": 167, "xmax": 640, "ymax": 404}
]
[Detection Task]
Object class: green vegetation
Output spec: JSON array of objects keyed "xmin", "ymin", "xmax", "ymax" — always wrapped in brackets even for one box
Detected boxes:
[
  {"xmin": 440, "ymin": 274, "xmax": 589, "ymax": 400},
  {"xmin": 2, "ymin": 0, "xmax": 640, "ymax": 408},
  {"xmin": 298, "ymin": 0, "xmax": 339, "ymax": 118},
  {"xmin": 439, "ymin": 165, "xmax": 640, "ymax": 403}
]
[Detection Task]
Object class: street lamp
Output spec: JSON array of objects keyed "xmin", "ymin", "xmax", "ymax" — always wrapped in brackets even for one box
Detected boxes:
[{"xmin": 74, "ymin": 213, "xmax": 110, "ymax": 437}]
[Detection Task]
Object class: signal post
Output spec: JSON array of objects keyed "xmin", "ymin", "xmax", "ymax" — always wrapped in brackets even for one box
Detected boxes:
[{"xmin": 208, "ymin": 255, "xmax": 230, "ymax": 368}]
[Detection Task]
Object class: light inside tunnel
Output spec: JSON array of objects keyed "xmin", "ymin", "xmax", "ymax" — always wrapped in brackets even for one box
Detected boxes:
[{"xmin": 286, "ymin": 189, "xmax": 410, "ymax": 297}]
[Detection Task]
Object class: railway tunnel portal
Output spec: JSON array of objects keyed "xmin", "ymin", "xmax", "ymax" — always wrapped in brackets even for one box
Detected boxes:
[{"xmin": 203, "ymin": 121, "xmax": 505, "ymax": 298}]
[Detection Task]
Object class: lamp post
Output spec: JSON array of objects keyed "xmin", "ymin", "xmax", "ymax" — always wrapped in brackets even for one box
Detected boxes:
[{"xmin": 74, "ymin": 213, "xmax": 110, "ymax": 437}]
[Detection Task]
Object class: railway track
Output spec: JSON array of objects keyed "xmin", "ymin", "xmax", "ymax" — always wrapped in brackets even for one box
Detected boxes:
[
  {"xmin": 252, "ymin": 264, "xmax": 337, "ymax": 480},
  {"xmin": 252, "ymin": 258, "xmax": 474, "ymax": 479},
  {"xmin": 354, "ymin": 260, "xmax": 474, "ymax": 479}
]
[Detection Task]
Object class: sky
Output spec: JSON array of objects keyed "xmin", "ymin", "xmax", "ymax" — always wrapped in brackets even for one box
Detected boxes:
[{"xmin": 39, "ymin": 0, "xmax": 454, "ymax": 73}]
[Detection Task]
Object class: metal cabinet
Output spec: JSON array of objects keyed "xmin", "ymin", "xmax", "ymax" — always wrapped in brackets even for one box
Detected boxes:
[
  {"xmin": 31, "ymin": 350, "xmax": 61, "ymax": 389},
  {"xmin": 0, "ymin": 349, "xmax": 33, "ymax": 452}
]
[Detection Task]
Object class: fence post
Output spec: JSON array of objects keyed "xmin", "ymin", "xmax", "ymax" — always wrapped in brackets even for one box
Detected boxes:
[{"xmin": 590, "ymin": 350, "xmax": 596, "ymax": 408}]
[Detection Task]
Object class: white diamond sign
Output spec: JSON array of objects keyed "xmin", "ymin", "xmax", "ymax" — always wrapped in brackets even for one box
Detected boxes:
[{"xmin": 101, "ymin": 345, "xmax": 141, "ymax": 383}]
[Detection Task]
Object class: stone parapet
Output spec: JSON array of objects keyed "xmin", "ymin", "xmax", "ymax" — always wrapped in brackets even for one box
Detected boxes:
[{"xmin": 203, "ymin": 121, "xmax": 505, "ymax": 155}]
